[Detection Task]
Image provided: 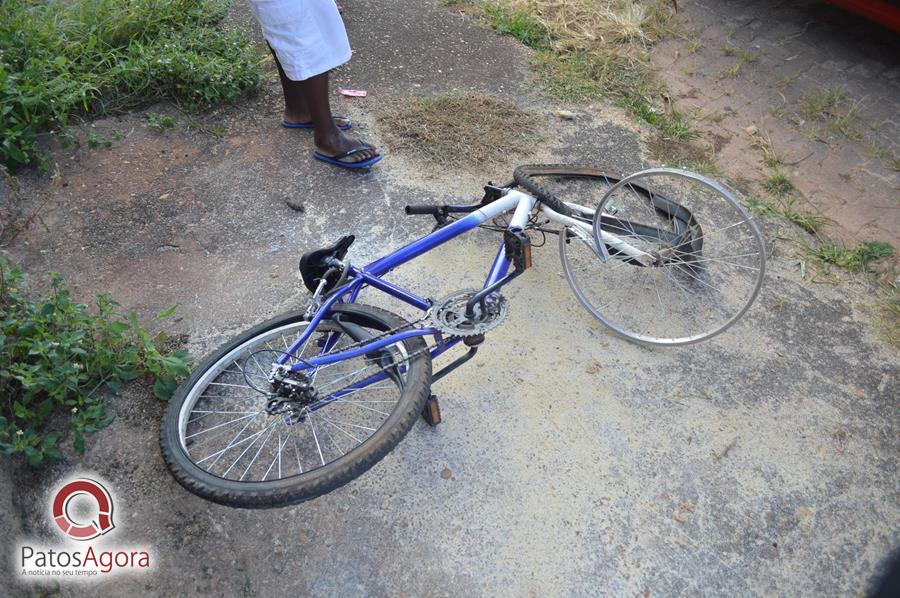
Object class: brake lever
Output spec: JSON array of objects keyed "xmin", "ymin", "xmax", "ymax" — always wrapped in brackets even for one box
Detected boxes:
[{"xmin": 432, "ymin": 207, "xmax": 450, "ymax": 231}]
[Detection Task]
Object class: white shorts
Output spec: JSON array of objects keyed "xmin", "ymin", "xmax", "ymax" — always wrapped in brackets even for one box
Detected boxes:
[{"xmin": 248, "ymin": 0, "xmax": 352, "ymax": 81}]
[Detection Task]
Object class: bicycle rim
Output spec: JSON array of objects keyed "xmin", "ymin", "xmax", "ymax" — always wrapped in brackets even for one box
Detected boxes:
[
  {"xmin": 175, "ymin": 319, "xmax": 413, "ymax": 483},
  {"xmin": 561, "ymin": 168, "xmax": 766, "ymax": 345}
]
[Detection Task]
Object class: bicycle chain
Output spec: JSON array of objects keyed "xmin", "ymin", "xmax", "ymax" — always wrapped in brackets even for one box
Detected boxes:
[{"xmin": 275, "ymin": 313, "xmax": 454, "ymax": 417}]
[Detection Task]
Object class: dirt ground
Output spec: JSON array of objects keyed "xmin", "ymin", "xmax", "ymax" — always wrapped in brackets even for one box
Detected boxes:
[
  {"xmin": 654, "ymin": 0, "xmax": 899, "ymax": 244},
  {"xmin": 1, "ymin": 0, "xmax": 898, "ymax": 596}
]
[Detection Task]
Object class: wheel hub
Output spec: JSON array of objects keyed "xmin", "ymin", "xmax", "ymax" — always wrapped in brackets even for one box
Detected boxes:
[{"xmin": 265, "ymin": 366, "xmax": 318, "ymax": 424}]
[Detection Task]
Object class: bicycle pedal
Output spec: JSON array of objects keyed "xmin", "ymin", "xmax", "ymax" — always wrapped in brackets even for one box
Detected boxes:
[{"xmin": 422, "ymin": 394, "xmax": 442, "ymax": 426}]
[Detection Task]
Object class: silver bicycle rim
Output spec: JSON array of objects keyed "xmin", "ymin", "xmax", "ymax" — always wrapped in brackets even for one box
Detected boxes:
[
  {"xmin": 176, "ymin": 321, "xmax": 409, "ymax": 482},
  {"xmin": 560, "ymin": 168, "xmax": 766, "ymax": 346}
]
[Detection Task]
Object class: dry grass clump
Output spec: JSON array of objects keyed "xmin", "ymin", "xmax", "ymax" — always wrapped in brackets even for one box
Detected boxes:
[
  {"xmin": 475, "ymin": 0, "xmax": 690, "ymax": 137},
  {"xmin": 524, "ymin": 0, "xmax": 677, "ymax": 49},
  {"xmin": 375, "ymin": 92, "xmax": 543, "ymax": 167}
]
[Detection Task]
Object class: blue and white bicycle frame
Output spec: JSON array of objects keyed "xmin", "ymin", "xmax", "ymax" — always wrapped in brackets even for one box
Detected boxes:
[{"xmin": 272, "ymin": 189, "xmax": 652, "ymax": 411}]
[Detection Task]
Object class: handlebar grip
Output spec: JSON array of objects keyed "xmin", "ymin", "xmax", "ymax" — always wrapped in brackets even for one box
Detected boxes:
[{"xmin": 405, "ymin": 205, "xmax": 441, "ymax": 215}]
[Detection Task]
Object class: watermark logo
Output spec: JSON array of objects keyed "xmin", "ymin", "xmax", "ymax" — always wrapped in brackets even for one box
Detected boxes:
[
  {"xmin": 17, "ymin": 474, "xmax": 152, "ymax": 581},
  {"xmin": 52, "ymin": 478, "xmax": 115, "ymax": 541}
]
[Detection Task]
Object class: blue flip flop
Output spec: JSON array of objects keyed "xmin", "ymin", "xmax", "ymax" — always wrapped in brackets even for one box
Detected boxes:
[
  {"xmin": 282, "ymin": 116, "xmax": 352, "ymax": 131},
  {"xmin": 312, "ymin": 145, "xmax": 382, "ymax": 169}
]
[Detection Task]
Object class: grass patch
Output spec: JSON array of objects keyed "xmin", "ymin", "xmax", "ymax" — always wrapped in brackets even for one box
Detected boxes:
[
  {"xmin": 799, "ymin": 86, "xmax": 862, "ymax": 140},
  {"xmin": 810, "ymin": 241, "xmax": 894, "ymax": 271},
  {"xmin": 751, "ymin": 132, "xmax": 785, "ymax": 168},
  {"xmin": 745, "ymin": 195, "xmax": 778, "ymax": 217},
  {"xmin": 776, "ymin": 73, "xmax": 797, "ymax": 86},
  {"xmin": 86, "ymin": 131, "xmax": 113, "ymax": 150},
  {"xmin": 0, "ymin": 0, "xmax": 264, "ymax": 169},
  {"xmin": 530, "ymin": 51, "xmax": 610, "ymax": 101},
  {"xmin": 800, "ymin": 87, "xmax": 846, "ymax": 120},
  {"xmin": 375, "ymin": 92, "xmax": 543, "ymax": 167},
  {"xmin": 0, "ymin": 254, "xmax": 190, "ymax": 464},
  {"xmin": 483, "ymin": 4, "xmax": 552, "ymax": 49},
  {"xmin": 717, "ymin": 62, "xmax": 743, "ymax": 79},
  {"xmin": 779, "ymin": 197, "xmax": 829, "ymax": 234},
  {"xmin": 473, "ymin": 1, "xmax": 693, "ymax": 138},
  {"xmin": 646, "ymin": 133, "xmax": 717, "ymax": 174},
  {"xmin": 720, "ymin": 44, "xmax": 761, "ymax": 63},
  {"xmin": 716, "ymin": 44, "xmax": 760, "ymax": 79},
  {"xmin": 763, "ymin": 172, "xmax": 794, "ymax": 197}
]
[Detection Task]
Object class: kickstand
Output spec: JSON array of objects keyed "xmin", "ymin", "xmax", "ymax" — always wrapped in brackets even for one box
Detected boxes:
[{"xmin": 421, "ymin": 394, "xmax": 442, "ymax": 426}]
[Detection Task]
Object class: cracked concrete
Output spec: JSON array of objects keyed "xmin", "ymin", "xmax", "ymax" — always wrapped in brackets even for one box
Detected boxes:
[{"xmin": 1, "ymin": 0, "xmax": 898, "ymax": 596}]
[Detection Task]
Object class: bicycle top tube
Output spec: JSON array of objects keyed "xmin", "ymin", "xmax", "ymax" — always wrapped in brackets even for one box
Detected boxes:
[
  {"xmin": 363, "ymin": 190, "xmax": 530, "ymax": 278},
  {"xmin": 276, "ymin": 189, "xmax": 537, "ymax": 370}
]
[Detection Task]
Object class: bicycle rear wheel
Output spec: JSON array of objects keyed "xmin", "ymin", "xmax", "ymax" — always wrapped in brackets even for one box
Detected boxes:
[
  {"xmin": 559, "ymin": 168, "xmax": 765, "ymax": 345},
  {"xmin": 160, "ymin": 304, "xmax": 432, "ymax": 508}
]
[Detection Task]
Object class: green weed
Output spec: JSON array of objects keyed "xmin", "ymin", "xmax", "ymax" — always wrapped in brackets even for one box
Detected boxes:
[
  {"xmin": 146, "ymin": 112, "xmax": 178, "ymax": 132},
  {"xmin": 878, "ymin": 284, "xmax": 900, "ymax": 349},
  {"xmin": 763, "ymin": 172, "xmax": 794, "ymax": 197},
  {"xmin": 0, "ymin": 0, "xmax": 263, "ymax": 169},
  {"xmin": 746, "ymin": 195, "xmax": 778, "ymax": 216},
  {"xmin": 799, "ymin": 86, "xmax": 863, "ymax": 140},
  {"xmin": 483, "ymin": 4, "xmax": 552, "ymax": 49},
  {"xmin": 86, "ymin": 131, "xmax": 112, "ymax": 149},
  {"xmin": 0, "ymin": 254, "xmax": 191, "ymax": 464},
  {"xmin": 779, "ymin": 198, "xmax": 829, "ymax": 234},
  {"xmin": 800, "ymin": 87, "xmax": 847, "ymax": 120},
  {"xmin": 811, "ymin": 241, "xmax": 894, "ymax": 271}
]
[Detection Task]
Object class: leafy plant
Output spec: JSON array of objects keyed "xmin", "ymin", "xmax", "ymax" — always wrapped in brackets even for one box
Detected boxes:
[
  {"xmin": 86, "ymin": 131, "xmax": 112, "ymax": 149},
  {"xmin": 0, "ymin": 254, "xmax": 191, "ymax": 464},
  {"xmin": 146, "ymin": 112, "xmax": 178, "ymax": 132}
]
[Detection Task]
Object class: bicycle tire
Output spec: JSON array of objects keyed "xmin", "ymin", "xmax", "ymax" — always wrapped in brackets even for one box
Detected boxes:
[
  {"xmin": 160, "ymin": 304, "xmax": 432, "ymax": 508},
  {"xmin": 513, "ymin": 164, "xmax": 574, "ymax": 215}
]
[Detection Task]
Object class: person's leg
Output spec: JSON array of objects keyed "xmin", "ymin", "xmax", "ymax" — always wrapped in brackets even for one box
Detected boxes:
[
  {"xmin": 269, "ymin": 44, "xmax": 349, "ymax": 130},
  {"xmin": 297, "ymin": 71, "xmax": 377, "ymax": 163},
  {"xmin": 269, "ymin": 49, "xmax": 374, "ymax": 163}
]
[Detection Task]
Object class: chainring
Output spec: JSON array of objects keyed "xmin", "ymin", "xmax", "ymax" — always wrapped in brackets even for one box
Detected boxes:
[{"xmin": 431, "ymin": 288, "xmax": 509, "ymax": 337}]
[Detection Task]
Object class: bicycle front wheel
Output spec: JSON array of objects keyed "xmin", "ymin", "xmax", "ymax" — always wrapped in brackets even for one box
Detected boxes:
[
  {"xmin": 559, "ymin": 168, "xmax": 766, "ymax": 346},
  {"xmin": 160, "ymin": 304, "xmax": 432, "ymax": 508}
]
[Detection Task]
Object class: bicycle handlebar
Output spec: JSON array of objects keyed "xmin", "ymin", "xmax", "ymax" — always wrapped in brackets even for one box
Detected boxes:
[
  {"xmin": 404, "ymin": 204, "xmax": 478, "ymax": 216},
  {"xmin": 406, "ymin": 166, "xmax": 624, "ymax": 221}
]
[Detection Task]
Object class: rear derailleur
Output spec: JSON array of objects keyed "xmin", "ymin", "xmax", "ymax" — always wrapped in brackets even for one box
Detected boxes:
[{"xmin": 266, "ymin": 365, "xmax": 317, "ymax": 424}]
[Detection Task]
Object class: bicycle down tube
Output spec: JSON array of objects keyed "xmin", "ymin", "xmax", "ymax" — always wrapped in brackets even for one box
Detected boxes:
[{"xmin": 276, "ymin": 190, "xmax": 532, "ymax": 371}]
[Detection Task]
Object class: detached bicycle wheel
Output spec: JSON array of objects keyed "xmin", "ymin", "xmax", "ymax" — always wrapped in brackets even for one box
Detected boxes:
[
  {"xmin": 559, "ymin": 168, "xmax": 766, "ymax": 346},
  {"xmin": 160, "ymin": 304, "xmax": 432, "ymax": 508}
]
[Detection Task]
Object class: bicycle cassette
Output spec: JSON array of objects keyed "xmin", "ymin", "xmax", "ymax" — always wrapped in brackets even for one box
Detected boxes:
[{"xmin": 431, "ymin": 289, "xmax": 508, "ymax": 337}]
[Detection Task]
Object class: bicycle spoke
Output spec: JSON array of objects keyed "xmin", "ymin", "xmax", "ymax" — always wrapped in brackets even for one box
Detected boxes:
[
  {"xmin": 172, "ymin": 312, "xmax": 421, "ymax": 492},
  {"xmin": 185, "ymin": 412, "xmax": 258, "ymax": 439},
  {"xmin": 561, "ymin": 168, "xmax": 765, "ymax": 344},
  {"xmin": 240, "ymin": 423, "xmax": 278, "ymax": 481}
]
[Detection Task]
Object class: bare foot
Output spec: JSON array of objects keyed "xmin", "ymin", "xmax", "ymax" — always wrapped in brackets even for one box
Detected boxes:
[{"xmin": 315, "ymin": 130, "xmax": 379, "ymax": 164}]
